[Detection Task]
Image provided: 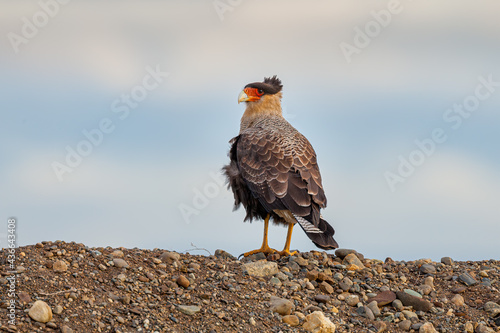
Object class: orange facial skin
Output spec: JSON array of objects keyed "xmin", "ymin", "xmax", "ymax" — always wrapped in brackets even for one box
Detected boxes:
[{"xmin": 238, "ymin": 87, "xmax": 265, "ymax": 103}]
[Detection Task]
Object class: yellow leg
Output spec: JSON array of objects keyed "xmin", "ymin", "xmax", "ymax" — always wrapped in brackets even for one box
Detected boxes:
[
  {"xmin": 277, "ymin": 223, "xmax": 297, "ymax": 256},
  {"xmin": 242, "ymin": 214, "xmax": 277, "ymax": 257}
]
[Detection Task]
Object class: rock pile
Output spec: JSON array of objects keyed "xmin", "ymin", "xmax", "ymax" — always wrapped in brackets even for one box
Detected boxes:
[{"xmin": 0, "ymin": 242, "xmax": 499, "ymax": 332}]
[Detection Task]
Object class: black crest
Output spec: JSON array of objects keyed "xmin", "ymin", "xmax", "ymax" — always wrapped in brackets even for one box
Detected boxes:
[{"xmin": 245, "ymin": 75, "xmax": 283, "ymax": 95}]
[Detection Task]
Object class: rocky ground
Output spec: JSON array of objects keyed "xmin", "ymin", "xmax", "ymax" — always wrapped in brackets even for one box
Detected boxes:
[{"xmin": 0, "ymin": 242, "xmax": 499, "ymax": 332}]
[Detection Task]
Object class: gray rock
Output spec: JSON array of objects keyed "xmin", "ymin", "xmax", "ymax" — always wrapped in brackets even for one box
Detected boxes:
[
  {"xmin": 314, "ymin": 295, "xmax": 330, "ymax": 304},
  {"xmin": 367, "ymin": 300, "xmax": 381, "ymax": 317},
  {"xmin": 402, "ymin": 310, "xmax": 418, "ymax": 320},
  {"xmin": 177, "ymin": 305, "xmax": 200, "ymax": 315},
  {"xmin": 339, "ymin": 277, "xmax": 353, "ymax": 291},
  {"xmin": 420, "ymin": 264, "xmax": 436, "ymax": 275},
  {"xmin": 392, "ymin": 299, "xmax": 404, "ymax": 311},
  {"xmin": 269, "ymin": 296, "xmax": 294, "ymax": 315},
  {"xmin": 441, "ymin": 257, "xmax": 454, "ymax": 265},
  {"xmin": 356, "ymin": 306, "xmax": 375, "ymax": 320},
  {"xmin": 458, "ymin": 272, "xmax": 478, "ymax": 286},
  {"xmin": 269, "ymin": 277, "xmax": 282, "ymax": 287},
  {"xmin": 419, "ymin": 322, "xmax": 437, "ymax": 333},
  {"xmin": 335, "ymin": 248, "xmax": 358, "ymax": 259},
  {"xmin": 345, "ymin": 295, "xmax": 359, "ymax": 307},
  {"xmin": 399, "ymin": 320, "xmax": 412, "ymax": 331},
  {"xmin": 243, "ymin": 260, "xmax": 278, "ymax": 277},
  {"xmin": 484, "ymin": 301, "xmax": 500, "ymax": 317},
  {"xmin": 404, "ymin": 289, "xmax": 422, "ymax": 298},
  {"xmin": 113, "ymin": 258, "xmax": 129, "ymax": 268},
  {"xmin": 160, "ymin": 251, "xmax": 180, "ymax": 264},
  {"xmin": 290, "ymin": 256, "xmax": 308, "ymax": 267}
]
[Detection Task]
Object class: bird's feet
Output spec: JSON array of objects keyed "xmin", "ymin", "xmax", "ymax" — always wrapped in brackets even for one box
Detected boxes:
[
  {"xmin": 276, "ymin": 249, "xmax": 297, "ymax": 257},
  {"xmin": 239, "ymin": 245, "xmax": 277, "ymax": 259}
]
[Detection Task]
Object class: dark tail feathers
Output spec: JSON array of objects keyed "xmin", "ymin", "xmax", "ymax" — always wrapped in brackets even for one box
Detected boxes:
[{"xmin": 295, "ymin": 215, "xmax": 338, "ymax": 250}]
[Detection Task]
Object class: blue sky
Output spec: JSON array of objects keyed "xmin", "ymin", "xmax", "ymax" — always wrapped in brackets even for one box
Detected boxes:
[{"xmin": 1, "ymin": 1, "xmax": 499, "ymax": 261}]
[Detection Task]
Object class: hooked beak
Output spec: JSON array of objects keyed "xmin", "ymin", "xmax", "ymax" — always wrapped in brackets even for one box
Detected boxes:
[
  {"xmin": 238, "ymin": 90, "xmax": 249, "ymax": 104},
  {"xmin": 238, "ymin": 88, "xmax": 261, "ymax": 104}
]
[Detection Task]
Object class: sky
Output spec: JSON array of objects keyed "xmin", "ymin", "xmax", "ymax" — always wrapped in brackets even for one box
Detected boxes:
[{"xmin": 1, "ymin": 1, "xmax": 499, "ymax": 261}]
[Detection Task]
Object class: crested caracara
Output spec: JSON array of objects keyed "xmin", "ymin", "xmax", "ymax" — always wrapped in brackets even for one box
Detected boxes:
[{"xmin": 223, "ymin": 76, "xmax": 338, "ymax": 257}]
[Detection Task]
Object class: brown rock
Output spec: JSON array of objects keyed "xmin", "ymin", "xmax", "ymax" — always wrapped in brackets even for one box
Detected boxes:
[
  {"xmin": 28, "ymin": 300, "xmax": 53, "ymax": 323},
  {"xmin": 176, "ymin": 275, "xmax": 190, "ymax": 288},
  {"xmin": 307, "ymin": 270, "xmax": 319, "ymax": 281},
  {"xmin": 342, "ymin": 253, "xmax": 365, "ymax": 270},
  {"xmin": 53, "ymin": 260, "xmax": 68, "ymax": 272},
  {"xmin": 419, "ymin": 322, "xmax": 437, "ymax": 333},
  {"xmin": 18, "ymin": 291, "xmax": 31, "ymax": 304},
  {"xmin": 282, "ymin": 314, "xmax": 299, "ymax": 326},
  {"xmin": 319, "ymin": 281, "xmax": 334, "ymax": 294},
  {"xmin": 270, "ymin": 296, "xmax": 294, "ymax": 316},
  {"xmin": 368, "ymin": 290, "xmax": 396, "ymax": 307},
  {"xmin": 315, "ymin": 295, "xmax": 330, "ymax": 304},
  {"xmin": 396, "ymin": 291, "xmax": 433, "ymax": 312},
  {"xmin": 302, "ymin": 311, "xmax": 336, "ymax": 332},
  {"xmin": 373, "ymin": 321, "xmax": 387, "ymax": 332}
]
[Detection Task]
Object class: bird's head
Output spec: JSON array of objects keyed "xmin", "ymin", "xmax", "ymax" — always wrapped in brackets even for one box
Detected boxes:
[{"xmin": 238, "ymin": 75, "xmax": 283, "ymax": 104}]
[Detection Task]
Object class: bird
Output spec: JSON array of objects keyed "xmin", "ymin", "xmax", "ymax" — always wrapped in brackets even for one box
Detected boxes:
[{"xmin": 223, "ymin": 75, "xmax": 338, "ymax": 257}]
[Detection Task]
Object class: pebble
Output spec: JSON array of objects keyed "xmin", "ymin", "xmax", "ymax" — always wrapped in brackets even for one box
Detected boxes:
[
  {"xmin": 269, "ymin": 277, "xmax": 282, "ymax": 287},
  {"xmin": 249, "ymin": 317, "xmax": 256, "ymax": 326},
  {"xmin": 404, "ymin": 288, "xmax": 422, "ymax": 298},
  {"xmin": 345, "ymin": 295, "xmax": 359, "ymax": 307},
  {"xmin": 28, "ymin": 300, "xmax": 53, "ymax": 323},
  {"xmin": 176, "ymin": 275, "xmax": 190, "ymax": 288},
  {"xmin": 18, "ymin": 291, "xmax": 31, "ymax": 304},
  {"xmin": 53, "ymin": 305, "xmax": 63, "ymax": 315},
  {"xmin": 417, "ymin": 284, "xmax": 433, "ymax": 295},
  {"xmin": 319, "ymin": 281, "xmax": 334, "ymax": 294},
  {"xmin": 475, "ymin": 324, "xmax": 496, "ymax": 333},
  {"xmin": 243, "ymin": 260, "xmax": 278, "ymax": 277},
  {"xmin": 369, "ymin": 290, "xmax": 396, "ymax": 306},
  {"xmin": 357, "ymin": 306, "xmax": 375, "ymax": 320},
  {"xmin": 339, "ymin": 277, "xmax": 353, "ymax": 291},
  {"xmin": 392, "ymin": 299, "xmax": 404, "ymax": 311},
  {"xmin": 373, "ymin": 321, "xmax": 387, "ymax": 332},
  {"xmin": 464, "ymin": 321, "xmax": 474, "ymax": 333},
  {"xmin": 315, "ymin": 295, "xmax": 330, "ymax": 304},
  {"xmin": 269, "ymin": 296, "xmax": 294, "ymax": 316},
  {"xmin": 420, "ymin": 264, "xmax": 436, "ymax": 275},
  {"xmin": 61, "ymin": 326, "xmax": 74, "ymax": 333},
  {"xmin": 367, "ymin": 300, "xmax": 381, "ymax": 317},
  {"xmin": 53, "ymin": 260, "xmax": 68, "ymax": 272},
  {"xmin": 334, "ymin": 248, "xmax": 358, "ymax": 259},
  {"xmin": 451, "ymin": 294, "xmax": 465, "ymax": 307},
  {"xmin": 177, "ymin": 305, "xmax": 200, "ymax": 316},
  {"xmin": 484, "ymin": 301, "xmax": 500, "ymax": 317},
  {"xmin": 402, "ymin": 310, "xmax": 418, "ymax": 319},
  {"xmin": 110, "ymin": 250, "xmax": 124, "ymax": 258},
  {"xmin": 424, "ymin": 276, "xmax": 434, "ymax": 288},
  {"xmin": 112, "ymin": 258, "xmax": 129, "ymax": 268},
  {"xmin": 302, "ymin": 311, "xmax": 336, "ymax": 333},
  {"xmin": 342, "ymin": 253, "xmax": 365, "ymax": 270},
  {"xmin": 282, "ymin": 314, "xmax": 299, "ymax": 326},
  {"xmin": 419, "ymin": 322, "xmax": 437, "ymax": 333},
  {"xmin": 396, "ymin": 291, "xmax": 433, "ymax": 312},
  {"xmin": 399, "ymin": 319, "xmax": 412, "ymax": 331},
  {"xmin": 441, "ymin": 257, "xmax": 454, "ymax": 265},
  {"xmin": 160, "ymin": 251, "xmax": 180, "ymax": 264},
  {"xmin": 290, "ymin": 256, "xmax": 308, "ymax": 266},
  {"xmin": 458, "ymin": 272, "xmax": 478, "ymax": 286},
  {"xmin": 307, "ymin": 270, "xmax": 319, "ymax": 281}
]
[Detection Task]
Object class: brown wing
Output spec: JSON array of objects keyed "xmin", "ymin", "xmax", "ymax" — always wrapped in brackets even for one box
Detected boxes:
[{"xmin": 236, "ymin": 127, "xmax": 326, "ymax": 217}]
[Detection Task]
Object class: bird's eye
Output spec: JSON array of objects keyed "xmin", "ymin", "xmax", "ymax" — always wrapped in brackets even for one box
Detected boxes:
[{"xmin": 257, "ymin": 89, "xmax": 264, "ymax": 95}]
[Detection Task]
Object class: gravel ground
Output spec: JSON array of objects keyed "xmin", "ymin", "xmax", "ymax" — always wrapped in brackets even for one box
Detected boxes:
[{"xmin": 1, "ymin": 241, "xmax": 499, "ymax": 332}]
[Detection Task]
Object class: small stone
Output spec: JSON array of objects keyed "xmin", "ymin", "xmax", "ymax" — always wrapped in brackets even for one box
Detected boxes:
[
  {"xmin": 319, "ymin": 281, "xmax": 334, "ymax": 294},
  {"xmin": 282, "ymin": 314, "xmax": 300, "ymax": 326},
  {"xmin": 339, "ymin": 277, "xmax": 353, "ymax": 291},
  {"xmin": 373, "ymin": 321, "xmax": 387, "ymax": 332},
  {"xmin": 53, "ymin": 260, "xmax": 68, "ymax": 272},
  {"xmin": 160, "ymin": 251, "xmax": 180, "ymax": 263},
  {"xmin": 113, "ymin": 258, "xmax": 129, "ymax": 268},
  {"xmin": 441, "ymin": 257, "xmax": 454, "ymax": 265},
  {"xmin": 398, "ymin": 320, "xmax": 412, "ymax": 331},
  {"xmin": 396, "ymin": 291, "xmax": 433, "ymax": 312},
  {"xmin": 243, "ymin": 260, "xmax": 278, "ymax": 277},
  {"xmin": 28, "ymin": 300, "xmax": 53, "ymax": 323},
  {"xmin": 47, "ymin": 322, "xmax": 58, "ymax": 329},
  {"xmin": 116, "ymin": 316, "xmax": 125, "ymax": 324},
  {"xmin": 291, "ymin": 256, "xmax": 308, "ymax": 266},
  {"xmin": 307, "ymin": 270, "xmax": 319, "ymax": 281},
  {"xmin": 249, "ymin": 317, "xmax": 256, "ymax": 326},
  {"xmin": 269, "ymin": 277, "xmax": 282, "ymax": 287},
  {"xmin": 475, "ymin": 324, "xmax": 495, "ymax": 333},
  {"xmin": 334, "ymin": 248, "xmax": 358, "ymax": 259},
  {"xmin": 270, "ymin": 296, "xmax": 295, "ymax": 316},
  {"xmin": 214, "ymin": 249, "xmax": 236, "ymax": 260},
  {"xmin": 404, "ymin": 289, "xmax": 422, "ymax": 298},
  {"xmin": 356, "ymin": 306, "xmax": 375, "ymax": 320},
  {"xmin": 176, "ymin": 275, "xmax": 190, "ymax": 289},
  {"xmin": 315, "ymin": 295, "xmax": 330, "ymax": 304},
  {"xmin": 458, "ymin": 272, "xmax": 478, "ymax": 286},
  {"xmin": 402, "ymin": 310, "xmax": 418, "ymax": 320},
  {"xmin": 452, "ymin": 286, "xmax": 467, "ymax": 294},
  {"xmin": 306, "ymin": 281, "xmax": 315, "ymax": 290},
  {"xmin": 420, "ymin": 264, "xmax": 436, "ymax": 275},
  {"xmin": 423, "ymin": 276, "xmax": 434, "ymax": 288},
  {"xmin": 18, "ymin": 291, "xmax": 31, "ymax": 304},
  {"xmin": 484, "ymin": 301, "xmax": 500, "ymax": 317},
  {"xmin": 367, "ymin": 300, "xmax": 381, "ymax": 317},
  {"xmin": 464, "ymin": 321, "xmax": 474, "ymax": 333},
  {"xmin": 61, "ymin": 326, "xmax": 74, "ymax": 333},
  {"xmin": 267, "ymin": 253, "xmax": 280, "ymax": 261},
  {"xmin": 419, "ymin": 322, "xmax": 437, "ymax": 333},
  {"xmin": 98, "ymin": 264, "xmax": 107, "ymax": 270},
  {"xmin": 345, "ymin": 295, "xmax": 359, "ymax": 307},
  {"xmin": 302, "ymin": 311, "xmax": 336, "ymax": 333},
  {"xmin": 392, "ymin": 299, "xmax": 404, "ymax": 311},
  {"xmin": 450, "ymin": 294, "xmax": 465, "ymax": 307},
  {"xmin": 368, "ymin": 290, "xmax": 396, "ymax": 306},
  {"xmin": 417, "ymin": 284, "xmax": 433, "ymax": 296},
  {"xmin": 177, "ymin": 305, "xmax": 200, "ymax": 315},
  {"xmin": 342, "ymin": 253, "xmax": 365, "ymax": 270},
  {"xmin": 53, "ymin": 305, "xmax": 63, "ymax": 315},
  {"xmin": 110, "ymin": 250, "xmax": 124, "ymax": 258}
]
